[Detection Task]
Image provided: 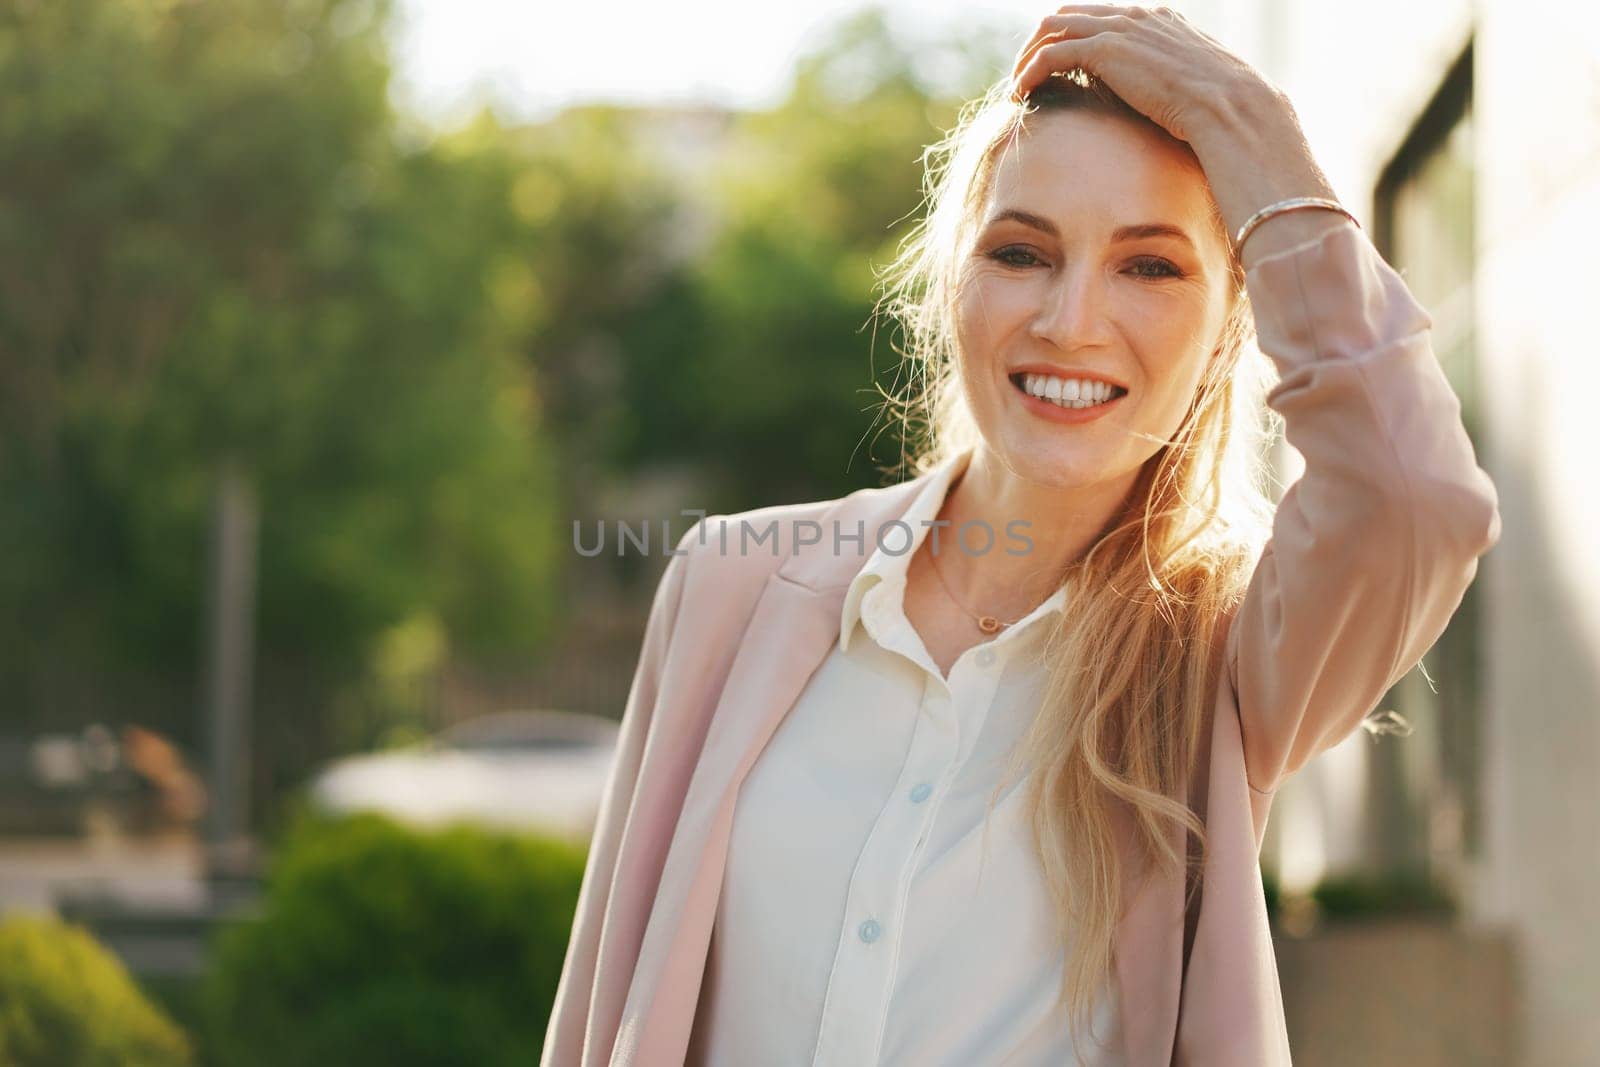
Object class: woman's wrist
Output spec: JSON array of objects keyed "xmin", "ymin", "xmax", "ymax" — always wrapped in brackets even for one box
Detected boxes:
[{"xmin": 1188, "ymin": 88, "xmax": 1353, "ymax": 271}]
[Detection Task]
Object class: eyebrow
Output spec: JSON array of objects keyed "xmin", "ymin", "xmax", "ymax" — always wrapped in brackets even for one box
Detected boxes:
[{"xmin": 984, "ymin": 207, "xmax": 1198, "ymax": 250}]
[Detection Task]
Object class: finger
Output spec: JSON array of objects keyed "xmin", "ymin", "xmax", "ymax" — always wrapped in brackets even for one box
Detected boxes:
[
  {"xmin": 1054, "ymin": 3, "xmax": 1145, "ymax": 13},
  {"xmin": 1050, "ymin": 3, "xmax": 1151, "ymax": 21},
  {"xmin": 1011, "ymin": 35, "xmax": 1101, "ymax": 102},
  {"xmin": 1013, "ymin": 9, "xmax": 1108, "ymax": 62},
  {"xmin": 1010, "ymin": 13, "xmax": 1131, "ymax": 79}
]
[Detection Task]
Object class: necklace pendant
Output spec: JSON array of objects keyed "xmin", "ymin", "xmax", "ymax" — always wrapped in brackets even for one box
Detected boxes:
[{"xmin": 977, "ymin": 615, "xmax": 1002, "ymax": 634}]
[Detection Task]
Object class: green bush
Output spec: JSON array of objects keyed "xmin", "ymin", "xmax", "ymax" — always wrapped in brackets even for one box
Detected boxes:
[
  {"xmin": 1263, "ymin": 866, "xmax": 1459, "ymax": 929},
  {"xmin": 0, "ymin": 913, "xmax": 193, "ymax": 1067},
  {"xmin": 202, "ymin": 812, "xmax": 588, "ymax": 1067},
  {"xmin": 1312, "ymin": 872, "xmax": 1457, "ymax": 920}
]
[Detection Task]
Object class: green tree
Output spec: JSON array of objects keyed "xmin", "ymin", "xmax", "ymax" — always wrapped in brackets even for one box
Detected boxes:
[
  {"xmin": 599, "ymin": 8, "xmax": 1017, "ymax": 506},
  {"xmin": 0, "ymin": 0, "xmax": 561, "ymax": 808}
]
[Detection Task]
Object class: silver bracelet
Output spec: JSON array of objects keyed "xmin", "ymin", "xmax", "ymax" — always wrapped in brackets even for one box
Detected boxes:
[{"xmin": 1233, "ymin": 196, "xmax": 1360, "ymax": 257}]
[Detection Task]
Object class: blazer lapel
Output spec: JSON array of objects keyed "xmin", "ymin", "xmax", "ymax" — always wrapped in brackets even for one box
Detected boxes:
[{"xmin": 624, "ymin": 569, "xmax": 847, "ymax": 1065}]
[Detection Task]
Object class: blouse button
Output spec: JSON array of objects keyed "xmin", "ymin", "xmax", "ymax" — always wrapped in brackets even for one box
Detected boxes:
[
  {"xmin": 909, "ymin": 782, "xmax": 932, "ymax": 803},
  {"xmin": 975, "ymin": 647, "xmax": 997, "ymax": 668},
  {"xmin": 859, "ymin": 919, "xmax": 882, "ymax": 943}
]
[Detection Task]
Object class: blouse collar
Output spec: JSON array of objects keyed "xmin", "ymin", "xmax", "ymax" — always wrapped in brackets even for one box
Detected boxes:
[{"xmin": 838, "ymin": 446, "xmax": 1067, "ymax": 654}]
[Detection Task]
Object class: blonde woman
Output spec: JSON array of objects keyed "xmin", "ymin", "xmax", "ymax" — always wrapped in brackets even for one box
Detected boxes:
[{"xmin": 543, "ymin": 5, "xmax": 1500, "ymax": 1065}]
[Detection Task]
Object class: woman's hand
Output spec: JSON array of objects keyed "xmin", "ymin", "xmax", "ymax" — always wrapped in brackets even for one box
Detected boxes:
[
  {"xmin": 1009, "ymin": 3, "xmax": 1349, "ymax": 271},
  {"xmin": 1008, "ymin": 4, "xmax": 1272, "ymax": 146}
]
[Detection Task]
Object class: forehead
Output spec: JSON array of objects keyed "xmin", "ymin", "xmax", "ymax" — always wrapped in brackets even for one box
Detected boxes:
[{"xmin": 984, "ymin": 110, "xmax": 1215, "ymax": 234}]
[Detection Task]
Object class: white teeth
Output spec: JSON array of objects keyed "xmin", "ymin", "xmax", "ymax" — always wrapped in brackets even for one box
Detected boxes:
[{"xmin": 1018, "ymin": 373, "xmax": 1122, "ymax": 409}]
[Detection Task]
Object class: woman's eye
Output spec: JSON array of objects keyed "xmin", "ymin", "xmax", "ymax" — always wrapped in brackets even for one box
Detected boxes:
[
  {"xmin": 986, "ymin": 247, "xmax": 1182, "ymax": 279},
  {"xmin": 987, "ymin": 245, "xmax": 1041, "ymax": 268},
  {"xmin": 1128, "ymin": 256, "xmax": 1183, "ymax": 279}
]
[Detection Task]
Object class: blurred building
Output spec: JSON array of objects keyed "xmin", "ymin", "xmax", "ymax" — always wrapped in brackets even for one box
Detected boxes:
[{"xmin": 1188, "ymin": 1, "xmax": 1600, "ymax": 1063}]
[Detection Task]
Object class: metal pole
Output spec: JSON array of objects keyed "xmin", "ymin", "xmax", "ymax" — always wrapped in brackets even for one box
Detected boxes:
[{"xmin": 201, "ymin": 457, "xmax": 258, "ymax": 885}]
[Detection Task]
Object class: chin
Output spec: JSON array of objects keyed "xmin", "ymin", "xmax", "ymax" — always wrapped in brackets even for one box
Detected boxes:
[{"xmin": 988, "ymin": 429, "xmax": 1113, "ymax": 489}]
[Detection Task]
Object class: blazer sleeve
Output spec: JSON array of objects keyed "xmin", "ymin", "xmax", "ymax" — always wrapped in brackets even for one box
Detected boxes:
[
  {"xmin": 542, "ymin": 520, "xmax": 700, "ymax": 1067},
  {"xmin": 1223, "ymin": 219, "xmax": 1502, "ymax": 797}
]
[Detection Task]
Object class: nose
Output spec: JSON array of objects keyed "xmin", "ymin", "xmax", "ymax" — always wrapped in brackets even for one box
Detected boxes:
[{"xmin": 1029, "ymin": 261, "xmax": 1116, "ymax": 349}]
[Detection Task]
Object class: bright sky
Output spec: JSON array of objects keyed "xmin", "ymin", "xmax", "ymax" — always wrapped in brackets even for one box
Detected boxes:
[{"xmin": 386, "ymin": 0, "xmax": 1126, "ymax": 127}]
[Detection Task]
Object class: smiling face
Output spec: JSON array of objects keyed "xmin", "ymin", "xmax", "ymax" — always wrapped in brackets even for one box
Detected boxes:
[{"xmin": 953, "ymin": 109, "xmax": 1236, "ymax": 494}]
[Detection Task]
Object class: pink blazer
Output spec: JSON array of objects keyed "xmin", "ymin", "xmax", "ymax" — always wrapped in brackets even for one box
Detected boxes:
[{"xmin": 541, "ymin": 221, "xmax": 1502, "ymax": 1066}]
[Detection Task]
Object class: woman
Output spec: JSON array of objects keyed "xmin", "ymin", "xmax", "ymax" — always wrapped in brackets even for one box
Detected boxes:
[{"xmin": 543, "ymin": 6, "xmax": 1501, "ymax": 1066}]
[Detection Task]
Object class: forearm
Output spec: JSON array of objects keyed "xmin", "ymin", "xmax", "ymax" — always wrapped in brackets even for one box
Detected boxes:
[{"xmin": 1187, "ymin": 88, "xmax": 1354, "ymax": 272}]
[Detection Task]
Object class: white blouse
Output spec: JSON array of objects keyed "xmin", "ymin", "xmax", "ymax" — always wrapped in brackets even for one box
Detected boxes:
[{"xmin": 684, "ymin": 450, "xmax": 1124, "ymax": 1066}]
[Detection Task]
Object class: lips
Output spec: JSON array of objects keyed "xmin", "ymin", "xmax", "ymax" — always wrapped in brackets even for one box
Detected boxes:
[
  {"xmin": 1006, "ymin": 372, "xmax": 1129, "ymax": 404},
  {"xmin": 1008, "ymin": 372, "xmax": 1127, "ymax": 424}
]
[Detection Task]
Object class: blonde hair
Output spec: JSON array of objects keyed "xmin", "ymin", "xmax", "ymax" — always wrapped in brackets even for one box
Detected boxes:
[{"xmin": 868, "ymin": 69, "xmax": 1279, "ymax": 1059}]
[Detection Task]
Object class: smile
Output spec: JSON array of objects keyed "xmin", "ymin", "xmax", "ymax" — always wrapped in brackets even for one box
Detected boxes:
[{"xmin": 1008, "ymin": 372, "xmax": 1127, "ymax": 424}]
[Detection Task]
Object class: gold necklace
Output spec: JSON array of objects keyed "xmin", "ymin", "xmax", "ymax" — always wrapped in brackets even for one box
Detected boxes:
[{"xmin": 926, "ymin": 549, "xmax": 1018, "ymax": 634}]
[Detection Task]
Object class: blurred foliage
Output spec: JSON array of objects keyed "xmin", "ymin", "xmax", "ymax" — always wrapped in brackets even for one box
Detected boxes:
[
  {"xmin": 0, "ymin": 913, "xmax": 194, "ymax": 1066},
  {"xmin": 0, "ymin": 0, "xmax": 564, "ymax": 803},
  {"xmin": 0, "ymin": 0, "xmax": 564, "ymax": 669},
  {"xmin": 202, "ymin": 810, "xmax": 586, "ymax": 1067},
  {"xmin": 1262, "ymin": 867, "xmax": 1459, "ymax": 926},
  {"xmin": 1262, "ymin": 866, "xmax": 1281, "ymax": 918},
  {"xmin": 0, "ymin": 0, "xmax": 1019, "ymax": 819},
  {"xmin": 1311, "ymin": 872, "xmax": 1458, "ymax": 920},
  {"xmin": 600, "ymin": 9, "xmax": 1014, "ymax": 505}
]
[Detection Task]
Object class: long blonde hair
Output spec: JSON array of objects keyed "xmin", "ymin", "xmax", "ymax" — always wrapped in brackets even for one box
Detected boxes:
[{"xmin": 869, "ymin": 69, "xmax": 1279, "ymax": 1057}]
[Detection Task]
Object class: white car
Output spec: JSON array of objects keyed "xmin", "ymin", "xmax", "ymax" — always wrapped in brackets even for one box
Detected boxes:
[{"xmin": 307, "ymin": 710, "xmax": 620, "ymax": 843}]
